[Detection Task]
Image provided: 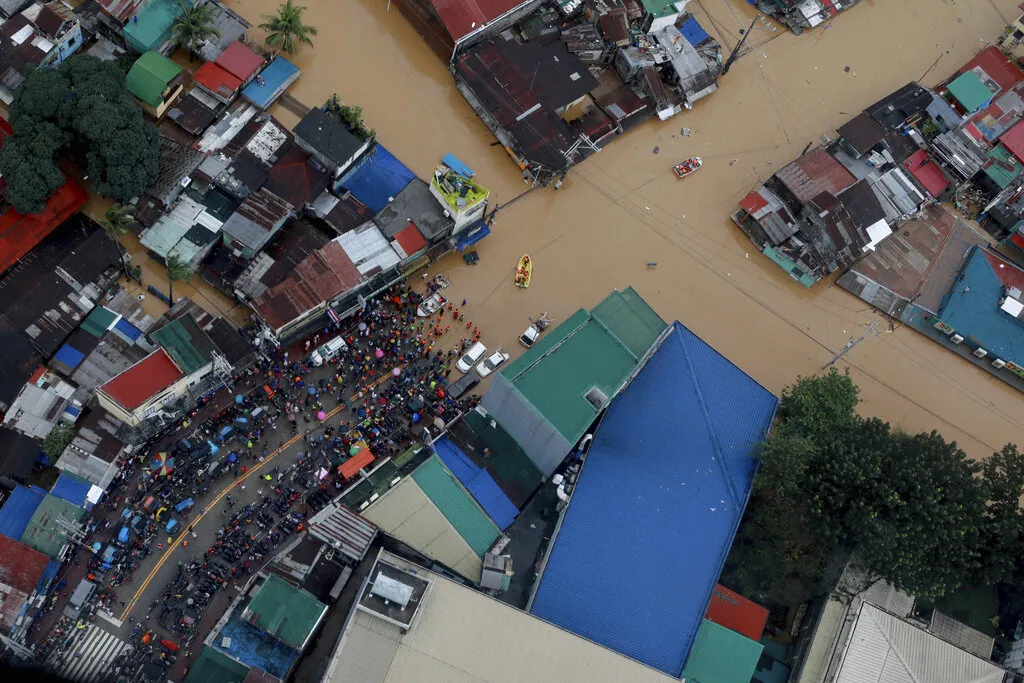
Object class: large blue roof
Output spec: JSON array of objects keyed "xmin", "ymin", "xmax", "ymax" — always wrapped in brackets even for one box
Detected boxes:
[
  {"xmin": 0, "ymin": 485, "xmax": 47, "ymax": 541},
  {"xmin": 50, "ymin": 472, "xmax": 91, "ymax": 508},
  {"xmin": 529, "ymin": 322, "xmax": 778, "ymax": 677},
  {"xmin": 336, "ymin": 145, "xmax": 415, "ymax": 213},
  {"xmin": 938, "ymin": 247, "xmax": 1024, "ymax": 363},
  {"xmin": 433, "ymin": 437, "xmax": 518, "ymax": 530}
]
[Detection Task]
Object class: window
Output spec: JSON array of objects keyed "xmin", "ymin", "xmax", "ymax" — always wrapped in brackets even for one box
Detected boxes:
[{"xmin": 583, "ymin": 387, "xmax": 608, "ymax": 410}]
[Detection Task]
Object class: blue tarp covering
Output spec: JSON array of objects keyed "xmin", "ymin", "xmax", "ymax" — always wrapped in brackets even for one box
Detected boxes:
[
  {"xmin": 214, "ymin": 618, "xmax": 297, "ymax": 679},
  {"xmin": 529, "ymin": 322, "xmax": 778, "ymax": 677},
  {"xmin": 0, "ymin": 486, "xmax": 47, "ymax": 540},
  {"xmin": 37, "ymin": 559, "xmax": 60, "ymax": 593},
  {"xmin": 442, "ymin": 153, "xmax": 475, "ymax": 178},
  {"xmin": 113, "ymin": 318, "xmax": 143, "ymax": 341},
  {"xmin": 433, "ymin": 437, "xmax": 518, "ymax": 530},
  {"xmin": 50, "ymin": 472, "xmax": 91, "ymax": 508},
  {"xmin": 53, "ymin": 344, "xmax": 85, "ymax": 370},
  {"xmin": 337, "ymin": 145, "xmax": 415, "ymax": 213},
  {"xmin": 456, "ymin": 221, "xmax": 491, "ymax": 252},
  {"xmin": 679, "ymin": 17, "xmax": 711, "ymax": 47},
  {"xmin": 242, "ymin": 56, "xmax": 300, "ymax": 108}
]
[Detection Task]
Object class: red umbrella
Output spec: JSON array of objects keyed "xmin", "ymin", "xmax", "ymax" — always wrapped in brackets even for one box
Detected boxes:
[{"xmin": 160, "ymin": 638, "xmax": 179, "ymax": 652}]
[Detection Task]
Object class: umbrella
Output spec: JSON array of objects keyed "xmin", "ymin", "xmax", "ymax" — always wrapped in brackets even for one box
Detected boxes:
[
  {"xmin": 338, "ymin": 424, "xmax": 349, "ymax": 434},
  {"xmin": 151, "ymin": 452, "xmax": 174, "ymax": 476},
  {"xmin": 160, "ymin": 639, "xmax": 179, "ymax": 652},
  {"xmin": 412, "ymin": 412, "xmax": 421, "ymax": 423},
  {"xmin": 316, "ymin": 467, "xmax": 328, "ymax": 480},
  {"xmin": 235, "ymin": 394, "xmax": 243, "ymax": 404},
  {"xmin": 358, "ymin": 322, "xmax": 367, "ymax": 331},
  {"xmin": 317, "ymin": 411, "xmax": 327, "ymax": 421},
  {"xmin": 308, "ymin": 387, "xmax": 318, "ymax": 396},
  {"xmin": 375, "ymin": 349, "xmax": 384, "ymax": 359},
  {"xmin": 357, "ymin": 408, "xmax": 367, "ymax": 418},
  {"xmin": 227, "ymin": 453, "xmax": 238, "ymax": 464},
  {"xmin": 392, "ymin": 367, "xmax": 401, "ymax": 377},
  {"xmin": 349, "ymin": 445, "xmax": 361, "ymax": 456}
]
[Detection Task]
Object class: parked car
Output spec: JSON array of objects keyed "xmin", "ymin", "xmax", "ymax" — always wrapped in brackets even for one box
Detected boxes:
[
  {"xmin": 456, "ymin": 342, "xmax": 487, "ymax": 373},
  {"xmin": 476, "ymin": 350, "xmax": 510, "ymax": 378},
  {"xmin": 311, "ymin": 335, "xmax": 348, "ymax": 366},
  {"xmin": 447, "ymin": 373, "xmax": 480, "ymax": 399}
]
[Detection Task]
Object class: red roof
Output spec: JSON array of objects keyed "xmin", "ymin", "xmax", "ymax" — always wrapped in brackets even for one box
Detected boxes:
[
  {"xmin": 902, "ymin": 150, "xmax": 949, "ymax": 197},
  {"xmin": 430, "ymin": 0, "xmax": 527, "ymax": 43},
  {"xmin": 214, "ymin": 42, "xmax": 265, "ymax": 82},
  {"xmin": 193, "ymin": 62, "xmax": 242, "ymax": 99},
  {"xmin": 339, "ymin": 446, "xmax": 375, "ymax": 479},
  {"xmin": 0, "ymin": 178, "xmax": 87, "ymax": 275},
  {"xmin": 0, "ymin": 535, "xmax": 50, "ymax": 631},
  {"xmin": 99, "ymin": 348, "xmax": 183, "ymax": 411},
  {"xmin": 393, "ymin": 223, "xmax": 427, "ymax": 258},
  {"xmin": 954, "ymin": 46, "xmax": 1024, "ymax": 93},
  {"xmin": 704, "ymin": 584, "xmax": 769, "ymax": 642},
  {"xmin": 1002, "ymin": 120, "xmax": 1024, "ymax": 163},
  {"xmin": 984, "ymin": 250, "xmax": 1024, "ymax": 292},
  {"xmin": 738, "ymin": 190, "xmax": 768, "ymax": 215},
  {"xmin": 776, "ymin": 148, "xmax": 855, "ymax": 203}
]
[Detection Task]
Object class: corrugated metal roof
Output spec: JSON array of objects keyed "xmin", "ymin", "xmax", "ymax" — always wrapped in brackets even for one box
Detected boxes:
[
  {"xmin": 214, "ymin": 617, "xmax": 297, "ymax": 679},
  {"xmin": 837, "ymin": 112, "xmax": 885, "ymax": 155},
  {"xmin": 193, "ymin": 61, "xmax": 242, "ymax": 100},
  {"xmin": 835, "ymin": 603, "xmax": 1005, "ymax": 683},
  {"xmin": 0, "ymin": 179, "xmax": 87, "ymax": 276},
  {"xmin": 428, "ymin": 0, "xmax": 530, "ymax": 43},
  {"xmin": 184, "ymin": 646, "xmax": 249, "ymax": 683},
  {"xmin": 0, "ymin": 534, "xmax": 50, "ymax": 632},
  {"xmin": 50, "ymin": 472, "xmax": 91, "ymax": 508},
  {"xmin": 308, "ymin": 503, "xmax": 376, "ymax": 562},
  {"xmin": 704, "ymin": 584, "xmax": 769, "ymax": 641},
  {"xmin": 245, "ymin": 574, "xmax": 326, "ymax": 650},
  {"xmin": 22, "ymin": 494, "xmax": 81, "ymax": 558},
  {"xmin": 240, "ymin": 56, "xmax": 300, "ymax": 109},
  {"xmin": 411, "ymin": 455, "xmax": 500, "ymax": 557},
  {"xmin": 433, "ymin": 437, "xmax": 518, "ymax": 529},
  {"xmin": 589, "ymin": 286, "xmax": 667, "ymax": 358},
  {"xmin": 80, "ymin": 306, "xmax": 116, "ymax": 338},
  {"xmin": 151, "ymin": 316, "xmax": 217, "ymax": 374},
  {"xmin": 983, "ymin": 144, "xmax": 1023, "ymax": 189},
  {"xmin": 680, "ymin": 619, "xmax": 763, "ymax": 683},
  {"xmin": 776, "ymin": 147, "xmax": 856, "ymax": 203},
  {"xmin": 529, "ymin": 322, "xmax": 778, "ymax": 677},
  {"xmin": 929, "ymin": 610, "xmax": 994, "ymax": 660},
  {"xmin": 1001, "ymin": 119, "xmax": 1024, "ymax": 163},
  {"xmin": 338, "ymin": 145, "xmax": 415, "ymax": 213},
  {"xmin": 947, "ymin": 71, "xmax": 992, "ymax": 113},
  {"xmin": 953, "ymin": 46, "xmax": 1024, "ymax": 92},
  {"xmin": 902, "ymin": 149, "xmax": 949, "ymax": 197},
  {"xmin": 327, "ymin": 549, "xmax": 680, "ymax": 683},
  {"xmin": 214, "ymin": 41, "xmax": 264, "ymax": 82},
  {"xmin": 0, "ymin": 485, "xmax": 46, "ymax": 540},
  {"xmin": 98, "ymin": 348, "xmax": 183, "ymax": 411}
]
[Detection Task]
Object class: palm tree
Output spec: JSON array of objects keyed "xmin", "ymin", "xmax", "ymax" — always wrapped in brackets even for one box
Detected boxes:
[
  {"xmin": 258, "ymin": 0, "xmax": 317, "ymax": 55},
  {"xmin": 101, "ymin": 204, "xmax": 133, "ymax": 281},
  {"xmin": 172, "ymin": 0, "xmax": 221, "ymax": 62},
  {"xmin": 166, "ymin": 254, "xmax": 192, "ymax": 306}
]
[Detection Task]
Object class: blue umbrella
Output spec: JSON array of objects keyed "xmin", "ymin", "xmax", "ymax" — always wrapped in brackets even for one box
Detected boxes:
[
  {"xmin": 412, "ymin": 412, "xmax": 421, "ymax": 423},
  {"xmin": 308, "ymin": 387, "xmax": 317, "ymax": 396},
  {"xmin": 235, "ymin": 394, "xmax": 243, "ymax": 404},
  {"xmin": 227, "ymin": 453, "xmax": 238, "ymax": 463},
  {"xmin": 357, "ymin": 408, "xmax": 367, "ymax": 418}
]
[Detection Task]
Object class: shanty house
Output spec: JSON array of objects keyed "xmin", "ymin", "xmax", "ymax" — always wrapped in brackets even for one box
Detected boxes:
[
  {"xmin": 126, "ymin": 50, "xmax": 184, "ymax": 118},
  {"xmin": 293, "ymin": 106, "xmax": 372, "ymax": 180},
  {"xmin": 220, "ymin": 188, "xmax": 294, "ymax": 259},
  {"xmin": 393, "ymin": 0, "xmax": 544, "ymax": 60}
]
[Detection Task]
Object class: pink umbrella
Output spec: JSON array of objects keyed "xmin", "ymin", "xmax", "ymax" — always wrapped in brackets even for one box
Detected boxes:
[
  {"xmin": 317, "ymin": 410, "xmax": 327, "ymax": 421},
  {"xmin": 375, "ymin": 348, "xmax": 384, "ymax": 359},
  {"xmin": 392, "ymin": 367, "xmax": 401, "ymax": 377}
]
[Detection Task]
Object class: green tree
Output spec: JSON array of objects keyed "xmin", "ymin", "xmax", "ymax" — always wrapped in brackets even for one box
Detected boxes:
[
  {"xmin": 43, "ymin": 423, "xmax": 76, "ymax": 460},
  {"xmin": 171, "ymin": 0, "xmax": 221, "ymax": 62},
  {"xmin": 324, "ymin": 94, "xmax": 374, "ymax": 141},
  {"xmin": 101, "ymin": 204, "xmax": 134, "ymax": 280},
  {"xmin": 166, "ymin": 254, "xmax": 191, "ymax": 305},
  {"xmin": 259, "ymin": 0, "xmax": 317, "ymax": 55},
  {"xmin": 0, "ymin": 55, "xmax": 159, "ymax": 213}
]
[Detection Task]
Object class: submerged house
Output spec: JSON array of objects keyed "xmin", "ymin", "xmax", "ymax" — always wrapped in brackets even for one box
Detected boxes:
[
  {"xmin": 392, "ymin": 0, "xmax": 544, "ymax": 60},
  {"xmin": 751, "ymin": 0, "xmax": 860, "ymax": 34}
]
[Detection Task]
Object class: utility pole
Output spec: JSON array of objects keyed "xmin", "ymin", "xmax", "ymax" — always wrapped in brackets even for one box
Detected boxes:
[
  {"xmin": 721, "ymin": 15, "xmax": 759, "ymax": 76},
  {"xmin": 823, "ymin": 322, "xmax": 878, "ymax": 369}
]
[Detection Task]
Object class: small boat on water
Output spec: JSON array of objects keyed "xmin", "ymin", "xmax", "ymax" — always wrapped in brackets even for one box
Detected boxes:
[
  {"xmin": 514, "ymin": 254, "xmax": 532, "ymax": 288},
  {"xmin": 673, "ymin": 156, "xmax": 703, "ymax": 178},
  {"xmin": 417, "ymin": 292, "xmax": 447, "ymax": 317}
]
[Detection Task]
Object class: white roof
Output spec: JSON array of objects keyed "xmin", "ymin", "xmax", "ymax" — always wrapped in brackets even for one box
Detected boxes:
[
  {"xmin": 862, "ymin": 218, "xmax": 893, "ymax": 252},
  {"xmin": 834, "ymin": 603, "xmax": 1006, "ymax": 683},
  {"xmin": 325, "ymin": 551, "xmax": 677, "ymax": 683},
  {"xmin": 1001, "ymin": 296, "xmax": 1024, "ymax": 317},
  {"xmin": 334, "ymin": 225, "xmax": 400, "ymax": 276}
]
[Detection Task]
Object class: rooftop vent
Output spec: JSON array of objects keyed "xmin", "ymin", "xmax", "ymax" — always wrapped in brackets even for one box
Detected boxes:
[{"xmin": 584, "ymin": 387, "xmax": 608, "ymax": 410}]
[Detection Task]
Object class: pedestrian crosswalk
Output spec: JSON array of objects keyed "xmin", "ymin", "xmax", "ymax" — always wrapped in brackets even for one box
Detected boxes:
[{"xmin": 51, "ymin": 624, "xmax": 132, "ymax": 683}]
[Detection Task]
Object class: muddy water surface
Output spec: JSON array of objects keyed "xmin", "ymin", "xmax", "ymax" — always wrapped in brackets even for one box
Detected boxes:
[{"xmin": 228, "ymin": 0, "xmax": 1023, "ymax": 457}]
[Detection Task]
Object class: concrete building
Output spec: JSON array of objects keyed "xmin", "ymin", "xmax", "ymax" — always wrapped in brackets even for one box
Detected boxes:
[{"xmin": 126, "ymin": 50, "xmax": 184, "ymax": 118}]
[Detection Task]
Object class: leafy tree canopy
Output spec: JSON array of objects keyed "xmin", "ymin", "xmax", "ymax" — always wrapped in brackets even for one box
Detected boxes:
[
  {"xmin": 0, "ymin": 55, "xmax": 159, "ymax": 213},
  {"xmin": 42, "ymin": 422, "xmax": 76, "ymax": 459}
]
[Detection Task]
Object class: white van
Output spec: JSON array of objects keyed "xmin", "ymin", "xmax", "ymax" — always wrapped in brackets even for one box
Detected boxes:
[
  {"xmin": 310, "ymin": 336, "xmax": 348, "ymax": 366},
  {"xmin": 456, "ymin": 342, "xmax": 487, "ymax": 373}
]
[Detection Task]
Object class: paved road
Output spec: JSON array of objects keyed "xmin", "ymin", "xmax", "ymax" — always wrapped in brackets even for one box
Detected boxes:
[{"xmin": 48, "ymin": 623, "xmax": 131, "ymax": 683}]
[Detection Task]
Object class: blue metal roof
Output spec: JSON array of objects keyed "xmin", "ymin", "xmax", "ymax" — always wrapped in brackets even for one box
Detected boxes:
[
  {"xmin": 337, "ymin": 145, "xmax": 415, "ymax": 213},
  {"xmin": 213, "ymin": 617, "xmax": 297, "ymax": 679},
  {"xmin": 36, "ymin": 559, "xmax": 60, "ymax": 593},
  {"xmin": 113, "ymin": 318, "xmax": 143, "ymax": 341},
  {"xmin": 442, "ymin": 153, "xmax": 475, "ymax": 178},
  {"xmin": 241, "ymin": 56, "xmax": 300, "ymax": 108},
  {"xmin": 937, "ymin": 247, "xmax": 1024, "ymax": 363},
  {"xmin": 53, "ymin": 344, "xmax": 85, "ymax": 370},
  {"xmin": 50, "ymin": 472, "xmax": 91, "ymax": 508},
  {"xmin": 679, "ymin": 17, "xmax": 711, "ymax": 47},
  {"xmin": 529, "ymin": 322, "xmax": 778, "ymax": 677},
  {"xmin": 456, "ymin": 221, "xmax": 490, "ymax": 251},
  {"xmin": 433, "ymin": 437, "xmax": 518, "ymax": 529},
  {"xmin": 0, "ymin": 486, "xmax": 47, "ymax": 541}
]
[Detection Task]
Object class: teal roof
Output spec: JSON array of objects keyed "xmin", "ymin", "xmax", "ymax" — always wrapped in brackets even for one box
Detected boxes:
[
  {"xmin": 245, "ymin": 574, "xmax": 326, "ymax": 650},
  {"xmin": 642, "ymin": 0, "xmax": 679, "ymax": 18},
  {"xmin": 681, "ymin": 619, "xmax": 764, "ymax": 683},
  {"xmin": 124, "ymin": 0, "xmax": 186, "ymax": 53},
  {"xmin": 126, "ymin": 50, "xmax": 182, "ymax": 106},
  {"xmin": 151, "ymin": 316, "xmax": 217, "ymax": 374},
  {"xmin": 184, "ymin": 646, "xmax": 249, "ymax": 683},
  {"xmin": 81, "ymin": 306, "xmax": 116, "ymax": 338},
  {"xmin": 984, "ymin": 145, "xmax": 1023, "ymax": 190},
  {"xmin": 947, "ymin": 71, "xmax": 993, "ymax": 113},
  {"xmin": 22, "ymin": 495, "xmax": 81, "ymax": 558},
  {"xmin": 499, "ymin": 288, "xmax": 667, "ymax": 446},
  {"xmin": 412, "ymin": 455, "xmax": 500, "ymax": 556}
]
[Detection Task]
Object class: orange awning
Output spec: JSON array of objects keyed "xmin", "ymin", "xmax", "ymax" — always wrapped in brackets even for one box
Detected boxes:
[{"xmin": 338, "ymin": 447, "xmax": 375, "ymax": 479}]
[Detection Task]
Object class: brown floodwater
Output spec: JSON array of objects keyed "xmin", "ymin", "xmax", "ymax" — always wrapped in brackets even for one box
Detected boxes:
[{"xmin": 225, "ymin": 0, "xmax": 1023, "ymax": 457}]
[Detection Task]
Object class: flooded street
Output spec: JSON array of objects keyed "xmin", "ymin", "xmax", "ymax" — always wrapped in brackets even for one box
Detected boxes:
[{"xmin": 224, "ymin": 0, "xmax": 1022, "ymax": 457}]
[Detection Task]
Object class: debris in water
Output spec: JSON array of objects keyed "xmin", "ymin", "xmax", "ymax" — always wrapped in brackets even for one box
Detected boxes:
[
  {"xmin": 729, "ymin": 159, "xmax": 738, "ymax": 166},
  {"xmin": 647, "ymin": 262, "xmax": 658, "ymax": 268},
  {"xmin": 681, "ymin": 127, "xmax": 692, "ymax": 136},
  {"xmin": 844, "ymin": 65, "xmax": 851, "ymax": 72},
  {"xmin": 652, "ymin": 145, "xmax": 660, "ymax": 154}
]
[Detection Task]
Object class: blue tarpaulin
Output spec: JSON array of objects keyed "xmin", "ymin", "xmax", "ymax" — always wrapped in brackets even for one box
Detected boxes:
[
  {"xmin": 36, "ymin": 559, "xmax": 60, "ymax": 593},
  {"xmin": 50, "ymin": 472, "xmax": 91, "ymax": 508},
  {"xmin": 433, "ymin": 437, "xmax": 518, "ymax": 530},
  {"xmin": 679, "ymin": 17, "xmax": 711, "ymax": 47},
  {"xmin": 529, "ymin": 322, "xmax": 778, "ymax": 677},
  {"xmin": 113, "ymin": 318, "xmax": 143, "ymax": 342},
  {"xmin": 214, "ymin": 618, "xmax": 298, "ymax": 679},
  {"xmin": 442, "ymin": 153, "xmax": 475, "ymax": 178},
  {"xmin": 0, "ymin": 486, "xmax": 46, "ymax": 540},
  {"xmin": 456, "ymin": 221, "xmax": 491, "ymax": 252},
  {"xmin": 336, "ymin": 145, "xmax": 415, "ymax": 213},
  {"xmin": 53, "ymin": 344, "xmax": 85, "ymax": 371}
]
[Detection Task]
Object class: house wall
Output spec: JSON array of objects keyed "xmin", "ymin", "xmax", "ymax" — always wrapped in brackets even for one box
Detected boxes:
[{"xmin": 40, "ymin": 23, "xmax": 83, "ymax": 66}]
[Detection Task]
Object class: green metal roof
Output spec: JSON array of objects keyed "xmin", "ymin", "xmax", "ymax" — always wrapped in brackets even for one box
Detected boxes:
[
  {"xmin": 642, "ymin": 0, "xmax": 680, "ymax": 18},
  {"xmin": 184, "ymin": 646, "xmax": 249, "ymax": 683},
  {"xmin": 124, "ymin": 0, "xmax": 186, "ymax": 53},
  {"xmin": 126, "ymin": 50, "xmax": 182, "ymax": 106},
  {"xmin": 22, "ymin": 495, "xmax": 81, "ymax": 558},
  {"xmin": 411, "ymin": 455, "xmax": 500, "ymax": 556},
  {"xmin": 81, "ymin": 306, "xmax": 117, "ymax": 338},
  {"xmin": 681, "ymin": 619, "xmax": 764, "ymax": 683},
  {"xmin": 498, "ymin": 290, "xmax": 667, "ymax": 446},
  {"xmin": 984, "ymin": 144, "xmax": 1023, "ymax": 190},
  {"xmin": 947, "ymin": 71, "xmax": 992, "ymax": 113},
  {"xmin": 463, "ymin": 409, "xmax": 543, "ymax": 502},
  {"xmin": 151, "ymin": 316, "xmax": 217, "ymax": 374},
  {"xmin": 245, "ymin": 574, "xmax": 327, "ymax": 650}
]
